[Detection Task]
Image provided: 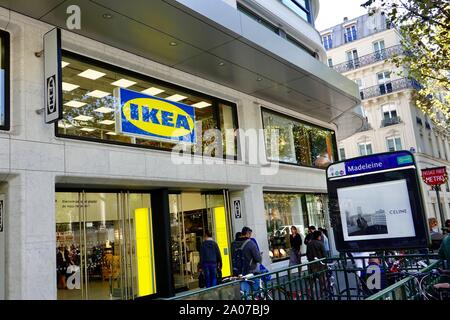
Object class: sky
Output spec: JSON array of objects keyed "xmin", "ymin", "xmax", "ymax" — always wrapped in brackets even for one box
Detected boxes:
[{"xmin": 315, "ymin": 0, "xmax": 369, "ymax": 31}]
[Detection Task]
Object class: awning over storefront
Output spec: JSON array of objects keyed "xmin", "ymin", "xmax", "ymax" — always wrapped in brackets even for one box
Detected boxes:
[{"xmin": 0, "ymin": 0, "xmax": 362, "ymax": 138}]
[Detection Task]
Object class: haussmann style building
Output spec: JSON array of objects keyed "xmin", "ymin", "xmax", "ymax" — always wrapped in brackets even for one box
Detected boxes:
[
  {"xmin": 0, "ymin": 0, "xmax": 362, "ymax": 299},
  {"xmin": 320, "ymin": 9, "xmax": 450, "ymax": 232}
]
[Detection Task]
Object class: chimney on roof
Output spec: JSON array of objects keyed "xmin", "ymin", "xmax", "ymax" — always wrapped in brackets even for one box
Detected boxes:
[{"xmin": 343, "ymin": 17, "xmax": 348, "ymax": 22}]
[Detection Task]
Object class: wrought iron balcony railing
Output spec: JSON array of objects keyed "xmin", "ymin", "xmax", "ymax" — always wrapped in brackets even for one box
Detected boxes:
[
  {"xmin": 381, "ymin": 116, "xmax": 401, "ymax": 127},
  {"xmin": 360, "ymin": 77, "xmax": 420, "ymax": 100},
  {"xmin": 332, "ymin": 45, "xmax": 403, "ymax": 73}
]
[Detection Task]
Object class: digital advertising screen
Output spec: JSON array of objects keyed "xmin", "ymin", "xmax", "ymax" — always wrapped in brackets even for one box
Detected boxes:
[{"xmin": 327, "ymin": 151, "xmax": 429, "ymax": 252}]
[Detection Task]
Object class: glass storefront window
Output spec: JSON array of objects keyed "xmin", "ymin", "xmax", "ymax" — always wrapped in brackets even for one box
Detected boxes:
[
  {"xmin": 264, "ymin": 192, "xmax": 329, "ymax": 262},
  {"xmin": 0, "ymin": 31, "xmax": 9, "ymax": 130},
  {"xmin": 262, "ymin": 108, "xmax": 337, "ymax": 169},
  {"xmin": 55, "ymin": 192, "xmax": 156, "ymax": 300},
  {"xmin": 57, "ymin": 51, "xmax": 238, "ymax": 157}
]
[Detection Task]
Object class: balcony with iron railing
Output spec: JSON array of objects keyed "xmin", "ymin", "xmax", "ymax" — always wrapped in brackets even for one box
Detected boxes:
[
  {"xmin": 381, "ymin": 115, "xmax": 402, "ymax": 127},
  {"xmin": 332, "ymin": 45, "xmax": 403, "ymax": 73},
  {"xmin": 360, "ymin": 77, "xmax": 421, "ymax": 100}
]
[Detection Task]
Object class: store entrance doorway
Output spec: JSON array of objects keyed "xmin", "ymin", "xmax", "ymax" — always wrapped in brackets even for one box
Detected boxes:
[
  {"xmin": 55, "ymin": 191, "xmax": 156, "ymax": 300},
  {"xmin": 169, "ymin": 191, "xmax": 232, "ymax": 292}
]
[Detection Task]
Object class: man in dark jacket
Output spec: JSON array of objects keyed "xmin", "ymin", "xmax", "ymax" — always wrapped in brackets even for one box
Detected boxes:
[
  {"xmin": 306, "ymin": 230, "xmax": 327, "ymax": 297},
  {"xmin": 231, "ymin": 226, "xmax": 262, "ymax": 276},
  {"xmin": 200, "ymin": 231, "xmax": 222, "ymax": 288},
  {"xmin": 304, "ymin": 226, "xmax": 316, "ymax": 246}
]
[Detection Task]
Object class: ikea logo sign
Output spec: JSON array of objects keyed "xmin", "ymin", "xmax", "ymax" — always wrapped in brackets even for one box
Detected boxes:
[{"xmin": 116, "ymin": 88, "xmax": 196, "ymax": 143}]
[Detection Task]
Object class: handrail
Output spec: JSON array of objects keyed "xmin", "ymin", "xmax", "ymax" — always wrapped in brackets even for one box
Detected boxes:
[
  {"xmin": 333, "ymin": 45, "xmax": 403, "ymax": 73},
  {"xmin": 365, "ymin": 259, "xmax": 442, "ymax": 300},
  {"xmin": 360, "ymin": 77, "xmax": 420, "ymax": 100},
  {"xmin": 167, "ymin": 258, "xmax": 327, "ymax": 300},
  {"xmin": 167, "ymin": 253, "xmax": 440, "ymax": 300}
]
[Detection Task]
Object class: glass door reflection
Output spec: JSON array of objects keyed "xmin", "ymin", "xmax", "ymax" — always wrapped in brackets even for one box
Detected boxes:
[{"xmin": 56, "ymin": 191, "xmax": 155, "ymax": 300}]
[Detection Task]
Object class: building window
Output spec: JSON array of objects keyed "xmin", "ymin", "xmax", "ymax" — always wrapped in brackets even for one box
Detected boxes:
[
  {"xmin": 354, "ymin": 79, "xmax": 364, "ymax": 99},
  {"xmin": 373, "ymin": 40, "xmax": 386, "ymax": 60},
  {"xmin": 346, "ymin": 49, "xmax": 359, "ymax": 69},
  {"xmin": 322, "ymin": 34, "xmax": 332, "ymax": 50},
  {"xmin": 339, "ymin": 147, "xmax": 346, "ymax": 160},
  {"xmin": 0, "ymin": 31, "xmax": 10, "ymax": 130},
  {"xmin": 285, "ymin": 34, "xmax": 316, "ymax": 57},
  {"xmin": 262, "ymin": 108, "xmax": 337, "ymax": 169},
  {"xmin": 264, "ymin": 192, "xmax": 328, "ymax": 262},
  {"xmin": 344, "ymin": 25, "xmax": 357, "ymax": 43},
  {"xmin": 416, "ymin": 117, "xmax": 423, "ymax": 126},
  {"xmin": 237, "ymin": 3, "xmax": 280, "ymax": 34},
  {"xmin": 281, "ymin": 0, "xmax": 312, "ymax": 23},
  {"xmin": 386, "ymin": 136, "xmax": 402, "ymax": 152},
  {"xmin": 381, "ymin": 103, "xmax": 400, "ymax": 127},
  {"xmin": 358, "ymin": 142, "xmax": 373, "ymax": 156},
  {"xmin": 327, "ymin": 58, "xmax": 333, "ymax": 67},
  {"xmin": 377, "ymin": 71, "xmax": 392, "ymax": 95},
  {"xmin": 57, "ymin": 51, "xmax": 238, "ymax": 157}
]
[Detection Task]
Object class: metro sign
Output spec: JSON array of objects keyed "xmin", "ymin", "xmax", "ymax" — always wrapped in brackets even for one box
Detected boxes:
[{"xmin": 421, "ymin": 166, "xmax": 448, "ymax": 186}]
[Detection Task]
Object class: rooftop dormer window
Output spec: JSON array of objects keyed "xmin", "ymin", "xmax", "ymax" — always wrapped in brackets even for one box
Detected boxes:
[
  {"xmin": 322, "ymin": 34, "xmax": 332, "ymax": 50},
  {"xmin": 344, "ymin": 25, "xmax": 357, "ymax": 43}
]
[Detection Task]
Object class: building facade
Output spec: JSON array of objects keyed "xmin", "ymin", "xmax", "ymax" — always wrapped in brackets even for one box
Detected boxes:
[
  {"xmin": 0, "ymin": 0, "xmax": 361, "ymax": 299},
  {"xmin": 320, "ymin": 9, "xmax": 450, "ymax": 232}
]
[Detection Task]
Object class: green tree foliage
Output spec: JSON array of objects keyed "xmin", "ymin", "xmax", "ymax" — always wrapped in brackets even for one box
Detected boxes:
[{"xmin": 363, "ymin": 0, "xmax": 449, "ymax": 131}]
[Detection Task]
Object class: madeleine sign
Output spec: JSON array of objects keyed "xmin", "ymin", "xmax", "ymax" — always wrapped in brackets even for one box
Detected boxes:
[{"xmin": 421, "ymin": 167, "xmax": 448, "ymax": 186}]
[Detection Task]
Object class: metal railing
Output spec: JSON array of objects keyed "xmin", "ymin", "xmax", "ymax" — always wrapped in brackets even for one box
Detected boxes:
[
  {"xmin": 333, "ymin": 45, "xmax": 403, "ymax": 73},
  {"xmin": 360, "ymin": 77, "xmax": 420, "ymax": 100},
  {"xmin": 168, "ymin": 252, "xmax": 440, "ymax": 301},
  {"xmin": 381, "ymin": 116, "xmax": 402, "ymax": 127},
  {"xmin": 366, "ymin": 259, "xmax": 444, "ymax": 300}
]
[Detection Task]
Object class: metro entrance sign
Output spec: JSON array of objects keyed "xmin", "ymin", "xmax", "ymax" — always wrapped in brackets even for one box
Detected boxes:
[
  {"xmin": 421, "ymin": 166, "xmax": 448, "ymax": 232},
  {"xmin": 421, "ymin": 167, "xmax": 448, "ymax": 186}
]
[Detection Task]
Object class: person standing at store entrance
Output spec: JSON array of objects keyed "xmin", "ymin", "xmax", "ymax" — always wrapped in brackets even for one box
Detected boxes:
[{"xmin": 199, "ymin": 230, "xmax": 222, "ymax": 288}]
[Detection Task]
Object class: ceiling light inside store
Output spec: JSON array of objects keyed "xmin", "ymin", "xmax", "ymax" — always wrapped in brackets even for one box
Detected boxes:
[
  {"xmin": 64, "ymin": 100, "xmax": 87, "ymax": 108},
  {"xmin": 61, "ymin": 61, "xmax": 69, "ymax": 68},
  {"xmin": 166, "ymin": 94, "xmax": 187, "ymax": 102},
  {"xmin": 87, "ymin": 90, "xmax": 111, "ymax": 98},
  {"xmin": 141, "ymin": 87, "xmax": 165, "ymax": 96},
  {"xmin": 58, "ymin": 122, "xmax": 73, "ymax": 128},
  {"xmin": 111, "ymin": 79, "xmax": 137, "ymax": 88},
  {"xmin": 106, "ymin": 131, "xmax": 117, "ymax": 135},
  {"xmin": 62, "ymin": 82, "xmax": 79, "ymax": 92},
  {"xmin": 78, "ymin": 69, "xmax": 106, "ymax": 80},
  {"xmin": 80, "ymin": 128, "xmax": 96, "ymax": 132},
  {"xmin": 74, "ymin": 115, "xmax": 93, "ymax": 121},
  {"xmin": 99, "ymin": 120, "xmax": 115, "ymax": 125},
  {"xmin": 94, "ymin": 107, "xmax": 114, "ymax": 114},
  {"xmin": 192, "ymin": 101, "xmax": 211, "ymax": 109}
]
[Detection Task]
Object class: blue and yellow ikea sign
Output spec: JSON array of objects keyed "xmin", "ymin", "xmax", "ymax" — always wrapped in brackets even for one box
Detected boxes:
[{"xmin": 116, "ymin": 88, "xmax": 196, "ymax": 143}]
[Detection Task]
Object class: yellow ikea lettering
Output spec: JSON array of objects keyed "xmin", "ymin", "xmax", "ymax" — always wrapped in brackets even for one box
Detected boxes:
[{"xmin": 122, "ymin": 97, "xmax": 194, "ymax": 138}]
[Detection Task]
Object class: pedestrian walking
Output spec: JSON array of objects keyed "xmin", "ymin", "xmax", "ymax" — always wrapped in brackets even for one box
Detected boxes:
[
  {"xmin": 289, "ymin": 226, "xmax": 302, "ymax": 266},
  {"xmin": 199, "ymin": 230, "xmax": 222, "ymax": 288}
]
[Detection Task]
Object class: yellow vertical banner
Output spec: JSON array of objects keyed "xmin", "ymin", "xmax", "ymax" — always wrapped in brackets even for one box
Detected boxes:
[
  {"xmin": 134, "ymin": 208, "xmax": 156, "ymax": 296},
  {"xmin": 214, "ymin": 207, "xmax": 231, "ymax": 277}
]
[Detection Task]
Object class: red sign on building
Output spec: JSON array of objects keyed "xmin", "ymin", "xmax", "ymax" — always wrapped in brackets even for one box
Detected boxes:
[{"xmin": 421, "ymin": 166, "xmax": 448, "ymax": 186}]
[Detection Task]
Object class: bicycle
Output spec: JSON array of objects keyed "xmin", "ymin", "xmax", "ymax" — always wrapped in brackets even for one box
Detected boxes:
[
  {"xmin": 320, "ymin": 259, "xmax": 379, "ymax": 300},
  {"xmin": 398, "ymin": 269, "xmax": 450, "ymax": 300},
  {"xmin": 222, "ymin": 274, "xmax": 279, "ymax": 300}
]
